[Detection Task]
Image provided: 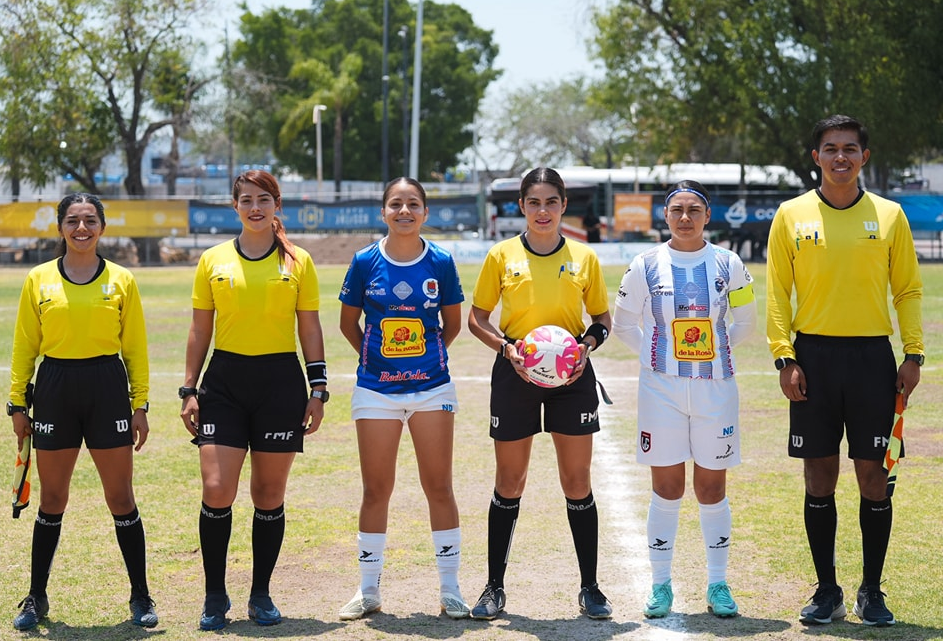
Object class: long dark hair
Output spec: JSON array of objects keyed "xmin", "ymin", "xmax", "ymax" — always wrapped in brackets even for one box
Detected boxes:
[
  {"xmin": 520, "ymin": 167, "xmax": 566, "ymax": 202},
  {"xmin": 382, "ymin": 176, "xmax": 427, "ymax": 207},
  {"xmin": 664, "ymin": 180, "xmax": 711, "ymax": 206},
  {"xmin": 56, "ymin": 193, "xmax": 105, "ymax": 256},
  {"xmin": 232, "ymin": 169, "xmax": 296, "ymax": 270}
]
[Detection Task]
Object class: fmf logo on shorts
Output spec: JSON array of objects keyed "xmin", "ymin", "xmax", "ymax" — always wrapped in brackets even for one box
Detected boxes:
[
  {"xmin": 581, "ymin": 411, "xmax": 598, "ymax": 424},
  {"xmin": 33, "ymin": 422, "xmax": 54, "ymax": 435},
  {"xmin": 265, "ymin": 431, "xmax": 295, "ymax": 440},
  {"xmin": 874, "ymin": 436, "xmax": 890, "ymax": 448}
]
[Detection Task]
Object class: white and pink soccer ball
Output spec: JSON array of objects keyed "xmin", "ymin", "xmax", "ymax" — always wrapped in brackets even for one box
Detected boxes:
[{"xmin": 519, "ymin": 325, "xmax": 580, "ymax": 388}]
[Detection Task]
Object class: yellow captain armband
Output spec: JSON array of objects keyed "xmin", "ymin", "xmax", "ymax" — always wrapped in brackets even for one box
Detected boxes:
[{"xmin": 728, "ymin": 282, "xmax": 755, "ymax": 308}]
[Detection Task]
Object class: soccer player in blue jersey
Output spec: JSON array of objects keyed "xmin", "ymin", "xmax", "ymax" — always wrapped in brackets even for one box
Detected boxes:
[{"xmin": 337, "ymin": 177, "xmax": 468, "ymax": 620}]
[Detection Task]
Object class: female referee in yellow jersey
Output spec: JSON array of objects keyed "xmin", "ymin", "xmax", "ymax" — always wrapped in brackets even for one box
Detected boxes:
[
  {"xmin": 9, "ymin": 193, "xmax": 157, "ymax": 631},
  {"xmin": 467, "ymin": 167, "xmax": 613, "ymax": 620},
  {"xmin": 179, "ymin": 170, "xmax": 327, "ymax": 630}
]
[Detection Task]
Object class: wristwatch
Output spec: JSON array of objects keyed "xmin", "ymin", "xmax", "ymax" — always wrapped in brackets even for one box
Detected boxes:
[
  {"xmin": 310, "ymin": 389, "xmax": 330, "ymax": 403},
  {"xmin": 178, "ymin": 386, "xmax": 199, "ymax": 399},
  {"xmin": 6, "ymin": 401, "xmax": 27, "ymax": 417},
  {"xmin": 774, "ymin": 357, "xmax": 797, "ymax": 371},
  {"xmin": 904, "ymin": 353, "xmax": 925, "ymax": 366},
  {"xmin": 135, "ymin": 402, "xmax": 149, "ymax": 413}
]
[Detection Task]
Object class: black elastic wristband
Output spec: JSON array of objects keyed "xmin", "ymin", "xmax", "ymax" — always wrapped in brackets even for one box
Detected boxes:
[
  {"xmin": 583, "ymin": 323, "xmax": 609, "ymax": 351},
  {"xmin": 306, "ymin": 361, "xmax": 327, "ymax": 386}
]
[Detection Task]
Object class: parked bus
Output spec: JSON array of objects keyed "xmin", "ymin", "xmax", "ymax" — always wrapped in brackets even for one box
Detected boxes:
[{"xmin": 487, "ymin": 164, "xmax": 803, "ymax": 256}]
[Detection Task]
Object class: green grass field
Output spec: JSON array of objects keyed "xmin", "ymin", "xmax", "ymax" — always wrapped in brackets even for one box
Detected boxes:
[{"xmin": 0, "ymin": 262, "xmax": 941, "ymax": 640}]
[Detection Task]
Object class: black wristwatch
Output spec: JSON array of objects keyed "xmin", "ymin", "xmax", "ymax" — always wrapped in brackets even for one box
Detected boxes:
[
  {"xmin": 310, "ymin": 389, "xmax": 330, "ymax": 403},
  {"xmin": 178, "ymin": 386, "xmax": 199, "ymax": 399},
  {"xmin": 774, "ymin": 357, "xmax": 797, "ymax": 371},
  {"xmin": 904, "ymin": 353, "xmax": 925, "ymax": 366},
  {"xmin": 6, "ymin": 401, "xmax": 27, "ymax": 417}
]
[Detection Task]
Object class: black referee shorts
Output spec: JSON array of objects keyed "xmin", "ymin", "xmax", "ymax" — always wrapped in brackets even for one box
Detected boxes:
[
  {"xmin": 489, "ymin": 352, "xmax": 600, "ymax": 442},
  {"xmin": 32, "ymin": 355, "xmax": 134, "ymax": 450},
  {"xmin": 788, "ymin": 333, "xmax": 897, "ymax": 460},
  {"xmin": 196, "ymin": 350, "xmax": 308, "ymax": 452}
]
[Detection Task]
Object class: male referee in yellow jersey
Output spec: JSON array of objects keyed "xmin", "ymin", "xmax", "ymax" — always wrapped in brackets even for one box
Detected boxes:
[{"xmin": 766, "ymin": 115, "xmax": 923, "ymax": 627}]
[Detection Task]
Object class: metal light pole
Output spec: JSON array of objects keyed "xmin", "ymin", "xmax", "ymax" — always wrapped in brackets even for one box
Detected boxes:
[
  {"xmin": 399, "ymin": 25, "xmax": 409, "ymax": 176},
  {"xmin": 409, "ymin": 0, "xmax": 423, "ymax": 179},
  {"xmin": 381, "ymin": 0, "xmax": 390, "ymax": 184},
  {"xmin": 313, "ymin": 104, "xmax": 327, "ymax": 198}
]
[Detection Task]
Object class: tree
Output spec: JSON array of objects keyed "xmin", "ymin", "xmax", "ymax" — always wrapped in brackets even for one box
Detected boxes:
[
  {"xmin": 149, "ymin": 48, "xmax": 213, "ymax": 196},
  {"xmin": 0, "ymin": 9, "xmax": 117, "ymax": 195},
  {"xmin": 232, "ymin": 0, "xmax": 499, "ymax": 183},
  {"xmin": 479, "ymin": 78, "xmax": 627, "ymax": 176},
  {"xmin": 0, "ymin": 0, "xmax": 208, "ymax": 196},
  {"xmin": 591, "ymin": 0, "xmax": 943, "ymax": 190}
]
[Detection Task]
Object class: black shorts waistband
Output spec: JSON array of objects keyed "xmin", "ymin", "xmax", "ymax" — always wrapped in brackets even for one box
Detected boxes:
[
  {"xmin": 211, "ymin": 349, "xmax": 298, "ymax": 364},
  {"xmin": 42, "ymin": 354, "xmax": 119, "ymax": 367},
  {"xmin": 795, "ymin": 332, "xmax": 890, "ymax": 346}
]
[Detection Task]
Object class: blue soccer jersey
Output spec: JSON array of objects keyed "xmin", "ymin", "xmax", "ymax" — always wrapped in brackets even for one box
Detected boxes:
[{"xmin": 339, "ymin": 238, "xmax": 464, "ymax": 393}]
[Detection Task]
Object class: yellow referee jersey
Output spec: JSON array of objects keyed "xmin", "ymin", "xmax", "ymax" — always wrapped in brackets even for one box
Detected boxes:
[
  {"xmin": 192, "ymin": 240, "xmax": 320, "ymax": 355},
  {"xmin": 473, "ymin": 236, "xmax": 609, "ymax": 340},
  {"xmin": 766, "ymin": 189, "xmax": 923, "ymax": 359},
  {"xmin": 10, "ymin": 258, "xmax": 149, "ymax": 408}
]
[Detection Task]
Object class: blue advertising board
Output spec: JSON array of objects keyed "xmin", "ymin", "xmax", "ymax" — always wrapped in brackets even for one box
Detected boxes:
[{"xmin": 189, "ymin": 196, "xmax": 480, "ymax": 234}]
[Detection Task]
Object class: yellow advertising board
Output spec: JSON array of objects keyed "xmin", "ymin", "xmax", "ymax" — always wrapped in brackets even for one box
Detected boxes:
[
  {"xmin": 0, "ymin": 200, "xmax": 189, "ymax": 238},
  {"xmin": 613, "ymin": 193, "xmax": 653, "ymax": 233}
]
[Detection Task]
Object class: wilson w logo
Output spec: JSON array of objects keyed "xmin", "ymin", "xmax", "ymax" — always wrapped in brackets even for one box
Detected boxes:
[{"xmin": 863, "ymin": 221, "xmax": 878, "ymax": 232}]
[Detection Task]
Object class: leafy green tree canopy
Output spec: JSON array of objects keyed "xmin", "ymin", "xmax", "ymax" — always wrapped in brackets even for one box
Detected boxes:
[
  {"xmin": 232, "ymin": 0, "xmax": 500, "ymax": 183},
  {"xmin": 592, "ymin": 0, "xmax": 943, "ymax": 190}
]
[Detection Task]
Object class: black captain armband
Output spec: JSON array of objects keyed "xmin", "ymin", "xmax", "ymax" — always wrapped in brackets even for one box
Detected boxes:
[
  {"xmin": 583, "ymin": 323, "xmax": 609, "ymax": 351},
  {"xmin": 306, "ymin": 361, "xmax": 328, "ymax": 387}
]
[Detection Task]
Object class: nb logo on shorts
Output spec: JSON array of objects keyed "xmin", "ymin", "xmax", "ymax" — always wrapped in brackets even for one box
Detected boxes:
[
  {"xmin": 490, "ymin": 416, "xmax": 499, "ymax": 429},
  {"xmin": 202, "ymin": 423, "xmax": 216, "ymax": 435},
  {"xmin": 115, "ymin": 419, "xmax": 129, "ymax": 433},
  {"xmin": 441, "ymin": 404, "xmax": 453, "ymax": 412},
  {"xmin": 791, "ymin": 435, "xmax": 803, "ymax": 448}
]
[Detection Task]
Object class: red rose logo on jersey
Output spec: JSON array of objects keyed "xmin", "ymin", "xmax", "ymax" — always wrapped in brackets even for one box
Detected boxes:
[
  {"xmin": 683, "ymin": 327, "xmax": 701, "ymax": 345},
  {"xmin": 381, "ymin": 318, "xmax": 425, "ymax": 357},
  {"xmin": 640, "ymin": 431, "xmax": 652, "ymax": 453},
  {"xmin": 671, "ymin": 318, "xmax": 715, "ymax": 361}
]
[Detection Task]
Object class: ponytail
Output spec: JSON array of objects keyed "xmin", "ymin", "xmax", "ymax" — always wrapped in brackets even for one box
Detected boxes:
[{"xmin": 272, "ymin": 216, "xmax": 296, "ymax": 273}]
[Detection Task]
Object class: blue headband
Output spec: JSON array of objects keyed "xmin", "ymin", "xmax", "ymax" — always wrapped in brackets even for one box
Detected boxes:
[{"xmin": 665, "ymin": 188, "xmax": 709, "ymax": 206}]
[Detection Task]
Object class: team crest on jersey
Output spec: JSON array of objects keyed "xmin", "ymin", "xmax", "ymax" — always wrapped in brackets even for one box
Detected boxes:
[
  {"xmin": 422, "ymin": 278, "xmax": 439, "ymax": 298},
  {"xmin": 640, "ymin": 431, "xmax": 652, "ymax": 453},
  {"xmin": 380, "ymin": 317, "xmax": 426, "ymax": 358}
]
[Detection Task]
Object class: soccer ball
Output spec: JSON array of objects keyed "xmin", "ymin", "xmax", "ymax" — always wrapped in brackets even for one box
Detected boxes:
[{"xmin": 519, "ymin": 325, "xmax": 581, "ymax": 388}]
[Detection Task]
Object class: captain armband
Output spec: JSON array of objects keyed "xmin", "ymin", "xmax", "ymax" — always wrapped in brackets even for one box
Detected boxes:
[
  {"xmin": 728, "ymin": 282, "xmax": 755, "ymax": 308},
  {"xmin": 306, "ymin": 361, "xmax": 328, "ymax": 387}
]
